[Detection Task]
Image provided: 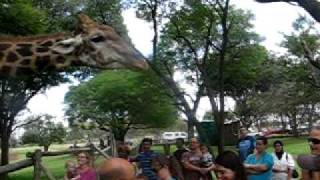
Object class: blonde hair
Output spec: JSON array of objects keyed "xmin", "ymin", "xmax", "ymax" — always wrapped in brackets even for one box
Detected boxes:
[{"xmin": 65, "ymin": 160, "xmax": 77, "ymax": 168}]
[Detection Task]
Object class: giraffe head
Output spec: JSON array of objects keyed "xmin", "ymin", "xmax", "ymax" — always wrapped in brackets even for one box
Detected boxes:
[{"xmin": 51, "ymin": 14, "xmax": 148, "ymax": 70}]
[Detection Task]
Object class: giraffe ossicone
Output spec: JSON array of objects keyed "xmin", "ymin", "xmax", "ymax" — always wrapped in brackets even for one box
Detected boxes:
[{"xmin": 0, "ymin": 14, "xmax": 148, "ymax": 77}]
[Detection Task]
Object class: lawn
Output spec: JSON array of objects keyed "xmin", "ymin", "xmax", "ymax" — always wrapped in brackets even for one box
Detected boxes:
[{"xmin": 5, "ymin": 137, "xmax": 310, "ymax": 179}]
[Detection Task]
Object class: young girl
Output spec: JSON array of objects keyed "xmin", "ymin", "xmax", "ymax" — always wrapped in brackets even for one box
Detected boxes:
[{"xmin": 64, "ymin": 160, "xmax": 80, "ymax": 180}]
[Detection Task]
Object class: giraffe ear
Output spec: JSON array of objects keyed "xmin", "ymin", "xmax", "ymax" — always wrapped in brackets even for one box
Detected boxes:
[{"xmin": 51, "ymin": 36, "xmax": 83, "ymax": 54}]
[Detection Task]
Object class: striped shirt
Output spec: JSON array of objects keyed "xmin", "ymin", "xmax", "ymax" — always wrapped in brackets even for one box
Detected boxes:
[{"xmin": 137, "ymin": 151, "xmax": 158, "ymax": 180}]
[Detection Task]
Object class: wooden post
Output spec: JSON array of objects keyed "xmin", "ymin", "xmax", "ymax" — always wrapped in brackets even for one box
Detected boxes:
[
  {"xmin": 92, "ymin": 144, "xmax": 110, "ymax": 159},
  {"xmin": 40, "ymin": 163, "xmax": 56, "ymax": 180},
  {"xmin": 109, "ymin": 133, "xmax": 117, "ymax": 157},
  {"xmin": 89, "ymin": 144, "xmax": 95, "ymax": 167},
  {"xmin": 33, "ymin": 149, "xmax": 42, "ymax": 180},
  {"xmin": 163, "ymin": 143, "xmax": 171, "ymax": 156}
]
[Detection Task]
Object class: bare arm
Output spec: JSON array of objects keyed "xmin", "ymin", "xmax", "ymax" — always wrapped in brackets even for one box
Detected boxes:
[
  {"xmin": 286, "ymin": 168, "xmax": 292, "ymax": 180},
  {"xmin": 64, "ymin": 175, "xmax": 69, "ymax": 180},
  {"xmin": 182, "ymin": 161, "xmax": 202, "ymax": 172},
  {"xmin": 244, "ymin": 164, "xmax": 269, "ymax": 174},
  {"xmin": 205, "ymin": 164, "xmax": 216, "ymax": 171}
]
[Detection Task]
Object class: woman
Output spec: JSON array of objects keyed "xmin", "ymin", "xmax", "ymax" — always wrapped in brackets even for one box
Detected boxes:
[
  {"xmin": 76, "ymin": 152, "xmax": 97, "ymax": 180},
  {"xmin": 271, "ymin": 140, "xmax": 295, "ymax": 180},
  {"xmin": 214, "ymin": 151, "xmax": 247, "ymax": 180},
  {"xmin": 244, "ymin": 136, "xmax": 274, "ymax": 180}
]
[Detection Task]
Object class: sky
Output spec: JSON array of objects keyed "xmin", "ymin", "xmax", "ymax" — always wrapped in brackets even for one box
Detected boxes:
[{"xmin": 26, "ymin": 0, "xmax": 312, "ymax": 125}]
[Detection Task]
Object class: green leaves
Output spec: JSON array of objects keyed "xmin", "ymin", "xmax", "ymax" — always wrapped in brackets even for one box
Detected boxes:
[
  {"xmin": 64, "ymin": 70, "xmax": 177, "ymax": 140},
  {"xmin": 0, "ymin": 0, "xmax": 47, "ymax": 35},
  {"xmin": 21, "ymin": 115, "xmax": 67, "ymax": 149}
]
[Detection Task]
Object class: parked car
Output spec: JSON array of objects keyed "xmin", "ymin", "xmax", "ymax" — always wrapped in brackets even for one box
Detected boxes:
[{"xmin": 161, "ymin": 132, "xmax": 187, "ymax": 143}]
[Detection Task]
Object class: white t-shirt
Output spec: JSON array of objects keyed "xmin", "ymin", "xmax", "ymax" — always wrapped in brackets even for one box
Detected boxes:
[{"xmin": 271, "ymin": 152, "xmax": 295, "ymax": 180}]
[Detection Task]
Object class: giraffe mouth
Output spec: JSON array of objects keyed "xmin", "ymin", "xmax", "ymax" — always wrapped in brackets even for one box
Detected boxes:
[{"xmin": 104, "ymin": 62, "xmax": 126, "ymax": 69}]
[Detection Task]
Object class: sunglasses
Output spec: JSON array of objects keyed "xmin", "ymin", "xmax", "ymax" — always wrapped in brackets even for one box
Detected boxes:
[{"xmin": 308, "ymin": 138, "xmax": 320, "ymax": 145}]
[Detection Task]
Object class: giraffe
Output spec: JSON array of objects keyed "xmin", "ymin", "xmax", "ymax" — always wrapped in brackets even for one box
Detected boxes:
[{"xmin": 0, "ymin": 14, "xmax": 148, "ymax": 77}]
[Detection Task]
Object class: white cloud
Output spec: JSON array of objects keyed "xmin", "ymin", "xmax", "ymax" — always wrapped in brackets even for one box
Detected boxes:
[{"xmin": 122, "ymin": 9, "xmax": 153, "ymax": 56}]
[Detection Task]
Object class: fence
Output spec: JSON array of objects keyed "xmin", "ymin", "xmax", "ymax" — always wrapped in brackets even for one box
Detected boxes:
[{"xmin": 0, "ymin": 143, "xmax": 114, "ymax": 180}]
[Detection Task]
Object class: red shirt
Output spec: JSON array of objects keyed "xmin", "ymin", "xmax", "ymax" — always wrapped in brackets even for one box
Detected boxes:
[{"xmin": 78, "ymin": 167, "xmax": 96, "ymax": 180}]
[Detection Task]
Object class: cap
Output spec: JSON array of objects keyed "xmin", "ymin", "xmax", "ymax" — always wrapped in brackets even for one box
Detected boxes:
[{"xmin": 297, "ymin": 154, "xmax": 320, "ymax": 171}]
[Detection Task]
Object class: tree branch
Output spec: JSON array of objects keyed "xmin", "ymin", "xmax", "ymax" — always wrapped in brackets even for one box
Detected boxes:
[
  {"xmin": 12, "ymin": 115, "xmax": 44, "ymax": 132},
  {"xmin": 255, "ymin": 0, "xmax": 320, "ymax": 23}
]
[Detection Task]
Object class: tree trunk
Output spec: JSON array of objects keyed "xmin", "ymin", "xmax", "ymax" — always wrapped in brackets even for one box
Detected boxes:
[
  {"xmin": 256, "ymin": 118, "xmax": 262, "ymax": 132},
  {"xmin": 289, "ymin": 113, "xmax": 299, "ymax": 137},
  {"xmin": 113, "ymin": 128, "xmax": 127, "ymax": 142},
  {"xmin": 187, "ymin": 119, "xmax": 195, "ymax": 139},
  {"xmin": 306, "ymin": 104, "xmax": 315, "ymax": 132},
  {"xmin": 43, "ymin": 145, "xmax": 49, "ymax": 152},
  {"xmin": 280, "ymin": 114, "xmax": 286, "ymax": 131},
  {"xmin": 0, "ymin": 130, "xmax": 10, "ymax": 180}
]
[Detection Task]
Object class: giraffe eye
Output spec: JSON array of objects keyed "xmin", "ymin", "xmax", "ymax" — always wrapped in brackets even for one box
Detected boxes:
[
  {"xmin": 62, "ymin": 43, "xmax": 72, "ymax": 48},
  {"xmin": 90, "ymin": 35, "xmax": 106, "ymax": 43}
]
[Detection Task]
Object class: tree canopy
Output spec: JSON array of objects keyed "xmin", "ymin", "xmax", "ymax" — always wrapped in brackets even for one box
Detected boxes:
[
  {"xmin": 64, "ymin": 70, "xmax": 178, "ymax": 141},
  {"xmin": 21, "ymin": 115, "xmax": 67, "ymax": 151}
]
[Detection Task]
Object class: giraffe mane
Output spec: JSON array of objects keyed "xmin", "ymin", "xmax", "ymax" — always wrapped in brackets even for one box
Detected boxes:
[{"xmin": 0, "ymin": 33, "xmax": 71, "ymax": 42}]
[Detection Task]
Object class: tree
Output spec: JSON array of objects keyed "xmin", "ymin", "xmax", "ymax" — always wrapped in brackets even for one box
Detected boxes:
[
  {"xmin": 152, "ymin": 0, "xmax": 265, "ymax": 152},
  {"xmin": 21, "ymin": 115, "xmax": 67, "ymax": 151},
  {"xmin": 255, "ymin": 0, "xmax": 320, "ymax": 23},
  {"xmin": 64, "ymin": 70, "xmax": 178, "ymax": 141},
  {"xmin": 0, "ymin": 0, "xmax": 47, "ymax": 35},
  {"xmin": 130, "ymin": 0, "xmax": 202, "ymax": 139},
  {"xmin": 0, "ymin": 2, "xmax": 69, "ymax": 177}
]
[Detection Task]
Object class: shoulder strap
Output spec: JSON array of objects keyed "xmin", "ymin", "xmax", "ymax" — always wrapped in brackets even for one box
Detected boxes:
[{"xmin": 285, "ymin": 152, "xmax": 288, "ymax": 161}]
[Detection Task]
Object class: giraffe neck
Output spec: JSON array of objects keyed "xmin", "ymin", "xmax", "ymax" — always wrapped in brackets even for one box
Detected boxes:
[{"xmin": 0, "ymin": 33, "xmax": 78, "ymax": 76}]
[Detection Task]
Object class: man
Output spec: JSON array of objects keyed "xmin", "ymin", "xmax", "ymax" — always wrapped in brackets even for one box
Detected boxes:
[
  {"xmin": 244, "ymin": 136, "xmax": 274, "ymax": 180},
  {"xmin": 135, "ymin": 138, "xmax": 158, "ymax": 180},
  {"xmin": 237, "ymin": 127, "xmax": 256, "ymax": 162},
  {"xmin": 181, "ymin": 138, "xmax": 212, "ymax": 180},
  {"xmin": 297, "ymin": 122, "xmax": 320, "ymax": 180},
  {"xmin": 173, "ymin": 138, "xmax": 189, "ymax": 164},
  {"xmin": 98, "ymin": 158, "xmax": 135, "ymax": 180}
]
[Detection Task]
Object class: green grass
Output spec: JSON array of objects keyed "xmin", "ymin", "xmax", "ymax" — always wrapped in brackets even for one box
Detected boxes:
[{"xmin": 5, "ymin": 137, "xmax": 310, "ymax": 179}]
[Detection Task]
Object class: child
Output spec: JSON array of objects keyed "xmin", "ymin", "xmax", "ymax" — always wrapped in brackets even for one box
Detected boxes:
[
  {"xmin": 200, "ymin": 144, "xmax": 215, "ymax": 180},
  {"xmin": 200, "ymin": 144, "xmax": 214, "ymax": 167},
  {"xmin": 64, "ymin": 160, "xmax": 80, "ymax": 180}
]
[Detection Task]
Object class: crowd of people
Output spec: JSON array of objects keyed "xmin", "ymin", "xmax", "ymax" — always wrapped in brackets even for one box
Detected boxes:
[{"xmin": 63, "ymin": 122, "xmax": 320, "ymax": 180}]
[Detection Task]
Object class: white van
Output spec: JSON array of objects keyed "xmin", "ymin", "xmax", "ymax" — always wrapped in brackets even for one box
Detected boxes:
[{"xmin": 161, "ymin": 132, "xmax": 187, "ymax": 143}]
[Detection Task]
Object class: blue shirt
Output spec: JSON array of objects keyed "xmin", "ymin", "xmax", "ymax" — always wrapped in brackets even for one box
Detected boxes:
[
  {"xmin": 237, "ymin": 136, "xmax": 255, "ymax": 162},
  {"xmin": 244, "ymin": 152, "xmax": 274, "ymax": 180},
  {"xmin": 137, "ymin": 151, "xmax": 158, "ymax": 180}
]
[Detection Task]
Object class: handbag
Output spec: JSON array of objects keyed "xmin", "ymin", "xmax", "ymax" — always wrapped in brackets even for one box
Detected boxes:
[
  {"xmin": 292, "ymin": 169, "xmax": 299, "ymax": 178},
  {"xmin": 286, "ymin": 153, "xmax": 299, "ymax": 178}
]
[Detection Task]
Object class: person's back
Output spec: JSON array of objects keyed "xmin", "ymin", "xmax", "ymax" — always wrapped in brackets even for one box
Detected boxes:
[{"xmin": 237, "ymin": 128, "xmax": 255, "ymax": 162}]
